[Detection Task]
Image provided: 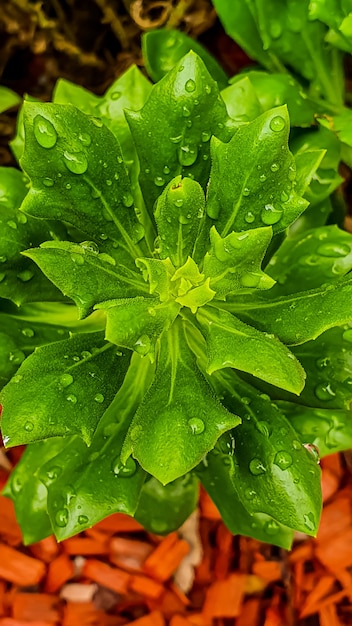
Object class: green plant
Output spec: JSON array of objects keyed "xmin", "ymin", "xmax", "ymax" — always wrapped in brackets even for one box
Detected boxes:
[{"xmin": 1, "ymin": 43, "xmax": 352, "ymax": 549}]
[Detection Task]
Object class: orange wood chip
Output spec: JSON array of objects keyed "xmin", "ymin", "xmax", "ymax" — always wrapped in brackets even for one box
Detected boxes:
[
  {"xmin": 143, "ymin": 533, "xmax": 190, "ymax": 582},
  {"xmin": 316, "ymin": 527, "xmax": 352, "ymax": 570},
  {"xmin": 44, "ymin": 552, "xmax": 75, "ymax": 594},
  {"xmin": 109, "ymin": 537, "xmax": 153, "ymax": 573},
  {"xmin": 202, "ymin": 573, "xmax": 246, "ymax": 619},
  {"xmin": 129, "ymin": 574, "xmax": 164, "ymax": 599},
  {"xmin": 82, "ymin": 559, "xmax": 130, "ymax": 595},
  {"xmin": 252, "ymin": 560, "xmax": 282, "ymax": 583},
  {"xmin": 12, "ymin": 593, "xmax": 60, "ymax": 622},
  {"xmin": 0, "ymin": 543, "xmax": 46, "ymax": 586},
  {"xmin": 126, "ymin": 610, "xmax": 165, "ymax": 626},
  {"xmin": 62, "ymin": 537, "xmax": 108, "ymax": 556},
  {"xmin": 0, "ymin": 620, "xmax": 56, "ymax": 626},
  {"xmin": 0, "ymin": 497, "xmax": 23, "ymax": 547},
  {"xmin": 62, "ymin": 601, "xmax": 108, "ymax": 626},
  {"xmin": 29, "ymin": 536, "xmax": 59, "ymax": 564}
]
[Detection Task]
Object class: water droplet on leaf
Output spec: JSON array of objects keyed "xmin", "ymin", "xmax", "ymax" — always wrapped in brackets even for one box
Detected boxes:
[
  {"xmin": 60, "ymin": 373, "xmax": 73, "ymax": 388},
  {"xmin": 55, "ymin": 508, "xmax": 69, "ymax": 527},
  {"xmin": 34, "ymin": 115, "xmax": 57, "ymax": 148},
  {"xmin": 112, "ymin": 456, "xmax": 137, "ymax": 477},
  {"xmin": 188, "ymin": 417, "xmax": 205, "ymax": 435},
  {"xmin": 270, "ymin": 115, "xmax": 285, "ymax": 132},
  {"xmin": 273, "ymin": 450, "xmax": 293, "ymax": 470},
  {"xmin": 249, "ymin": 458, "xmax": 266, "ymax": 475},
  {"xmin": 64, "ymin": 151, "xmax": 88, "ymax": 175},
  {"xmin": 185, "ymin": 78, "xmax": 196, "ymax": 92}
]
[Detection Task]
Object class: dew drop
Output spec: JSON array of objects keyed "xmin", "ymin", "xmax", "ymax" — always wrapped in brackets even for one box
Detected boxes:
[
  {"xmin": 122, "ymin": 192, "xmax": 134, "ymax": 207},
  {"xmin": 112, "ymin": 456, "xmax": 137, "ymax": 477},
  {"xmin": 249, "ymin": 458, "xmax": 266, "ymax": 475},
  {"xmin": 170, "ymin": 135, "xmax": 182, "ymax": 144},
  {"xmin": 163, "ymin": 165, "xmax": 170, "ymax": 174},
  {"xmin": 269, "ymin": 20, "xmax": 282, "ymax": 39},
  {"xmin": 270, "ymin": 115, "xmax": 285, "ymax": 132},
  {"xmin": 43, "ymin": 177, "xmax": 54, "ymax": 187},
  {"xmin": 9, "ymin": 350, "xmax": 25, "ymax": 364},
  {"xmin": 292, "ymin": 439, "xmax": 302, "ymax": 450},
  {"xmin": 178, "ymin": 145, "xmax": 198, "ymax": 166},
  {"xmin": 0, "ymin": 255, "xmax": 7, "ymax": 263},
  {"xmin": 265, "ymin": 519, "xmax": 280, "ymax": 535},
  {"xmin": 46, "ymin": 466, "xmax": 62, "ymax": 480},
  {"xmin": 303, "ymin": 512, "xmax": 315, "ymax": 531},
  {"xmin": 11, "ymin": 475, "xmax": 23, "ymax": 495},
  {"xmin": 244, "ymin": 211, "xmax": 255, "ymax": 224},
  {"xmin": 259, "ymin": 174, "xmax": 267, "ymax": 182},
  {"xmin": 243, "ymin": 187, "xmax": 250, "ymax": 197},
  {"xmin": 134, "ymin": 335, "xmax": 151, "ymax": 356},
  {"xmin": 201, "ymin": 130, "xmax": 211, "ymax": 142},
  {"xmin": 110, "ymin": 90, "xmax": 121, "ymax": 101},
  {"xmin": 154, "ymin": 176, "xmax": 165, "ymax": 187},
  {"xmin": 78, "ymin": 132, "xmax": 91, "ymax": 146},
  {"xmin": 78, "ymin": 514, "xmax": 89, "ymax": 524},
  {"xmin": 60, "ymin": 373, "xmax": 73, "ymax": 388},
  {"xmin": 106, "ymin": 179, "xmax": 112, "ymax": 186},
  {"xmin": 24, "ymin": 420, "xmax": 34, "ymax": 432},
  {"xmin": 7, "ymin": 220, "xmax": 17, "ymax": 230},
  {"xmin": 318, "ymin": 243, "xmax": 350, "ymax": 257},
  {"xmin": 90, "ymin": 116, "xmax": 103, "ymax": 128},
  {"xmin": 240, "ymin": 272, "xmax": 261, "ymax": 288},
  {"xmin": 94, "ymin": 393, "xmax": 104, "ymax": 403},
  {"xmin": 55, "ymin": 508, "xmax": 69, "ymax": 527},
  {"xmin": 261, "ymin": 204, "xmax": 283, "ymax": 225},
  {"xmin": 315, "ymin": 383, "xmax": 336, "ymax": 401},
  {"xmin": 33, "ymin": 115, "xmax": 57, "ymax": 148},
  {"xmin": 63, "ymin": 151, "xmax": 88, "ymax": 175},
  {"xmin": 303, "ymin": 443, "xmax": 320, "ymax": 463},
  {"xmin": 256, "ymin": 421, "xmax": 272, "ymax": 437},
  {"xmin": 182, "ymin": 105, "xmax": 191, "ymax": 117},
  {"xmin": 273, "ymin": 450, "xmax": 293, "ymax": 470},
  {"xmin": 80, "ymin": 241, "xmax": 99, "ymax": 254},
  {"xmin": 188, "ymin": 417, "xmax": 205, "ymax": 435},
  {"xmin": 21, "ymin": 327, "xmax": 34, "ymax": 337},
  {"xmin": 66, "ymin": 393, "xmax": 77, "ymax": 404},
  {"xmin": 11, "ymin": 374, "xmax": 23, "ymax": 383},
  {"xmin": 270, "ymin": 162, "xmax": 280, "ymax": 172},
  {"xmin": 244, "ymin": 488, "xmax": 256, "ymax": 500},
  {"xmin": 185, "ymin": 78, "xmax": 196, "ymax": 92}
]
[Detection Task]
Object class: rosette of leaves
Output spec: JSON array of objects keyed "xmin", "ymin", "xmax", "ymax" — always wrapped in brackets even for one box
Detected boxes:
[{"xmin": 1, "ymin": 52, "xmax": 352, "ymax": 550}]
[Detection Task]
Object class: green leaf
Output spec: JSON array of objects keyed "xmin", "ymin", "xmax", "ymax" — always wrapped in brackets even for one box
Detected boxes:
[
  {"xmin": 291, "ymin": 126, "xmax": 343, "ymax": 206},
  {"xmin": 134, "ymin": 474, "xmax": 199, "ymax": 535},
  {"xmin": 142, "ymin": 29, "xmax": 228, "ymax": 88},
  {"xmin": 3, "ymin": 438, "xmax": 65, "ymax": 544},
  {"xmin": 0, "ymin": 167, "xmax": 63, "ymax": 305},
  {"xmin": 122, "ymin": 319, "xmax": 241, "ymax": 484},
  {"xmin": 216, "ymin": 374, "xmax": 322, "ymax": 535},
  {"xmin": 221, "ymin": 77, "xmax": 263, "ymax": 123},
  {"xmin": 0, "ymin": 331, "xmax": 130, "ymax": 446},
  {"xmin": 198, "ymin": 306, "xmax": 305, "ymax": 393},
  {"xmin": 229, "ymin": 71, "xmax": 315, "ymax": 127},
  {"xmin": 25, "ymin": 241, "xmax": 148, "ymax": 318},
  {"xmin": 154, "ymin": 176, "xmax": 206, "ymax": 267},
  {"xmin": 293, "ymin": 149, "xmax": 327, "ymax": 198},
  {"xmin": 0, "ymin": 310, "xmax": 70, "ymax": 390},
  {"xmin": 206, "ymin": 106, "xmax": 308, "ymax": 235},
  {"xmin": 231, "ymin": 278, "xmax": 352, "ymax": 344},
  {"xmin": 98, "ymin": 296, "xmax": 180, "ymax": 359},
  {"xmin": 212, "ymin": 0, "xmax": 282, "ymax": 72},
  {"xmin": 203, "ymin": 226, "xmax": 275, "ymax": 299},
  {"xmin": 20, "ymin": 102, "xmax": 144, "ymax": 261},
  {"xmin": 291, "ymin": 326, "xmax": 352, "ymax": 409},
  {"xmin": 126, "ymin": 51, "xmax": 233, "ymax": 215},
  {"xmin": 37, "ymin": 356, "xmax": 151, "ymax": 540},
  {"xmin": 0, "ymin": 86, "xmax": 21, "ymax": 113},
  {"xmin": 280, "ymin": 401, "xmax": 352, "ymax": 457},
  {"xmin": 196, "ymin": 436, "xmax": 294, "ymax": 549},
  {"xmin": 266, "ymin": 225, "xmax": 352, "ymax": 295},
  {"xmin": 309, "ymin": 0, "xmax": 352, "ymax": 53}
]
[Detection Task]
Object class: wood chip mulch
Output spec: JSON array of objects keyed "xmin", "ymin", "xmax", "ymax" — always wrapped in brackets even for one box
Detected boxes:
[{"xmin": 0, "ymin": 449, "xmax": 351, "ymax": 626}]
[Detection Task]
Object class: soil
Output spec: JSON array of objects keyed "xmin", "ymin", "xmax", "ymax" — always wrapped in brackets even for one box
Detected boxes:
[{"xmin": 1, "ymin": 2, "xmax": 352, "ymax": 625}]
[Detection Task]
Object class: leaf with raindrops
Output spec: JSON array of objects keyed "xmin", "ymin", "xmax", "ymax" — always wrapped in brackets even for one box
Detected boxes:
[
  {"xmin": 3, "ymin": 438, "xmax": 65, "ymax": 544},
  {"xmin": 126, "ymin": 52, "xmax": 234, "ymax": 215},
  {"xmin": 38, "ymin": 355, "xmax": 150, "ymax": 540},
  {"xmin": 21, "ymin": 102, "xmax": 144, "ymax": 263},
  {"xmin": 195, "ymin": 434, "xmax": 295, "ymax": 549},
  {"xmin": 231, "ymin": 278, "xmax": 352, "ymax": 345},
  {"xmin": 121, "ymin": 320, "xmax": 241, "ymax": 484},
  {"xmin": 213, "ymin": 374, "xmax": 322, "ymax": 535},
  {"xmin": 206, "ymin": 106, "xmax": 309, "ymax": 235},
  {"xmin": 0, "ymin": 168, "xmax": 64, "ymax": 305},
  {"xmin": 25, "ymin": 241, "xmax": 148, "ymax": 318},
  {"xmin": 0, "ymin": 331, "xmax": 130, "ymax": 446},
  {"xmin": 0, "ymin": 310, "xmax": 70, "ymax": 390}
]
